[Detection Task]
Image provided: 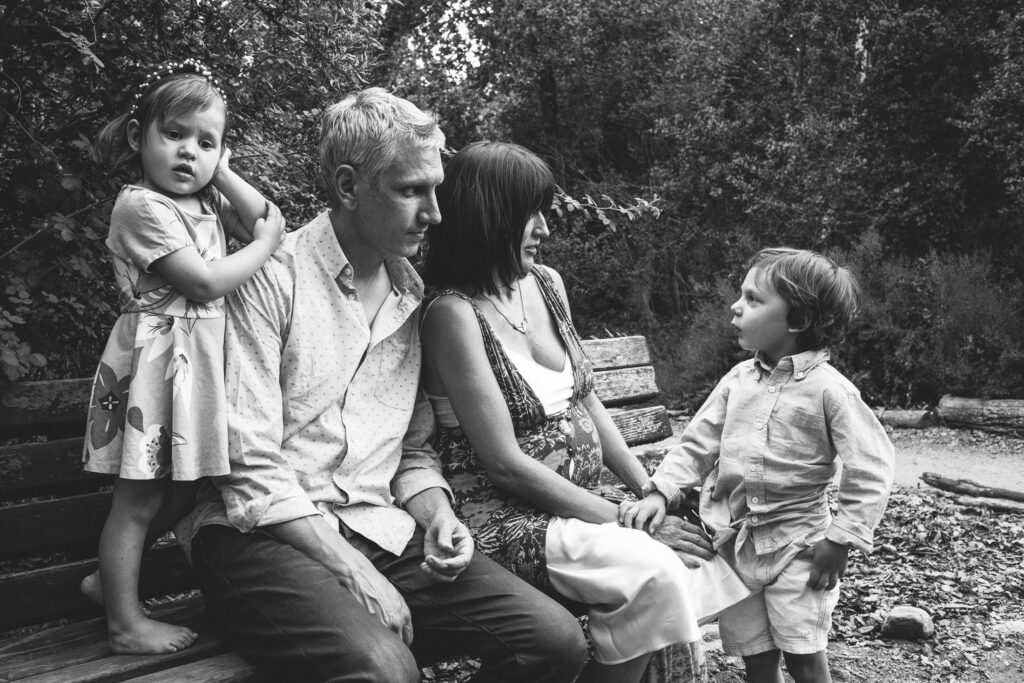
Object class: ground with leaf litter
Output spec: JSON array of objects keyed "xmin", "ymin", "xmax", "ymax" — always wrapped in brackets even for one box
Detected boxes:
[{"xmin": 425, "ymin": 426, "xmax": 1024, "ymax": 682}]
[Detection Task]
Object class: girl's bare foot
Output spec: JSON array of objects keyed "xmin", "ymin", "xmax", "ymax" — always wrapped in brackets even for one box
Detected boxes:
[
  {"xmin": 81, "ymin": 572, "xmax": 151, "ymax": 616},
  {"xmin": 108, "ymin": 617, "xmax": 198, "ymax": 654}
]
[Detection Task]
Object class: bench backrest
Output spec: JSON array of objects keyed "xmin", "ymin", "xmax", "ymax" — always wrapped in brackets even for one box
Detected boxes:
[{"xmin": 0, "ymin": 335, "xmax": 670, "ymax": 632}]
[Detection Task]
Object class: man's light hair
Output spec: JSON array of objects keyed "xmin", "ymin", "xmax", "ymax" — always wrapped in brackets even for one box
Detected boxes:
[{"xmin": 319, "ymin": 87, "xmax": 444, "ymax": 207}]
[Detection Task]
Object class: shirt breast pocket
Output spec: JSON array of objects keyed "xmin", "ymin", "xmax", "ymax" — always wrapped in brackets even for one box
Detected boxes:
[
  {"xmin": 771, "ymin": 405, "xmax": 827, "ymax": 460},
  {"xmin": 373, "ymin": 336, "xmax": 417, "ymax": 411}
]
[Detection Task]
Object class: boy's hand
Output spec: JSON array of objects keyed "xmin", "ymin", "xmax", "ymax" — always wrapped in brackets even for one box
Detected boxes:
[
  {"xmin": 806, "ymin": 538, "xmax": 849, "ymax": 591},
  {"xmin": 618, "ymin": 492, "xmax": 667, "ymax": 531}
]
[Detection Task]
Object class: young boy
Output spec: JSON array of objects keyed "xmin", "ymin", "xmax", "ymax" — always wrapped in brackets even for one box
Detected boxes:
[{"xmin": 620, "ymin": 248, "xmax": 895, "ymax": 683}]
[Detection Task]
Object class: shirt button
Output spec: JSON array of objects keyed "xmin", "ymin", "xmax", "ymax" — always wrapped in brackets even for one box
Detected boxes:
[
  {"xmin": 795, "ymin": 371, "xmax": 805, "ymax": 379},
  {"xmin": 751, "ymin": 496, "xmax": 760, "ymax": 504},
  {"xmin": 768, "ymin": 385, "xmax": 777, "ymax": 393},
  {"xmin": 751, "ymin": 515, "xmax": 759, "ymax": 523},
  {"xmin": 749, "ymin": 463, "xmax": 757, "ymax": 471}
]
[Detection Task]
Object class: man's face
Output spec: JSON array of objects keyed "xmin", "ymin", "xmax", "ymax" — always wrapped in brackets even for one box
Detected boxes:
[{"xmin": 349, "ymin": 142, "xmax": 444, "ymax": 261}]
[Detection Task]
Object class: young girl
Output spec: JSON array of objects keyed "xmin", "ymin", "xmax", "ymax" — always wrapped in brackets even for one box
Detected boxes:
[{"xmin": 82, "ymin": 59, "xmax": 285, "ymax": 655}]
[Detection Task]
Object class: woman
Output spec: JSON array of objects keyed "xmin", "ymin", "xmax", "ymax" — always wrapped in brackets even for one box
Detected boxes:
[{"xmin": 420, "ymin": 141, "xmax": 749, "ymax": 683}]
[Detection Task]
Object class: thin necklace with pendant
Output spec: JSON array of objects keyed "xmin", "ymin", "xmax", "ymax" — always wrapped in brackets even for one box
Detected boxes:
[{"xmin": 483, "ymin": 285, "xmax": 528, "ymax": 335}]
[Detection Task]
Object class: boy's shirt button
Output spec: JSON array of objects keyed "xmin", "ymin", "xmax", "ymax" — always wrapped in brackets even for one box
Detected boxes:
[
  {"xmin": 795, "ymin": 371, "xmax": 806, "ymax": 379},
  {"xmin": 768, "ymin": 385, "xmax": 777, "ymax": 393},
  {"xmin": 751, "ymin": 496, "xmax": 760, "ymax": 504}
]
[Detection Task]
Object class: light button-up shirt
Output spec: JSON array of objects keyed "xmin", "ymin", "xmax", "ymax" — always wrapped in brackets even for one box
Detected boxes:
[{"xmin": 651, "ymin": 349, "xmax": 895, "ymax": 556}]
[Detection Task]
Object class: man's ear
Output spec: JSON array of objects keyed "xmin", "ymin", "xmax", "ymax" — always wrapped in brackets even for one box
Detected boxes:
[
  {"xmin": 333, "ymin": 165, "xmax": 359, "ymax": 210},
  {"xmin": 126, "ymin": 119, "xmax": 142, "ymax": 152}
]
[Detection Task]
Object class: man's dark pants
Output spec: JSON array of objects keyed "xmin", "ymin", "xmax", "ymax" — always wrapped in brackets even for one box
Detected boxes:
[{"xmin": 192, "ymin": 524, "xmax": 589, "ymax": 682}]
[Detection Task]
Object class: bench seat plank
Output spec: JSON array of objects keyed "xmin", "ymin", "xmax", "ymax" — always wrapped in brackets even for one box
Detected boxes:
[
  {"xmin": 608, "ymin": 406, "xmax": 673, "ymax": 446},
  {"xmin": 0, "ymin": 549, "xmax": 195, "ymax": 632},
  {"xmin": 593, "ymin": 367, "xmax": 661, "ymax": 407},
  {"xmin": 0, "ymin": 378, "xmax": 92, "ymax": 437},
  {"xmin": 580, "ymin": 336, "xmax": 651, "ymax": 370},
  {"xmin": 0, "ymin": 437, "xmax": 106, "ymax": 501},
  {"xmin": 0, "ymin": 599, "xmax": 218, "ymax": 682},
  {"xmin": 126, "ymin": 653, "xmax": 263, "ymax": 683},
  {"xmin": 0, "ymin": 491, "xmax": 110, "ymax": 559}
]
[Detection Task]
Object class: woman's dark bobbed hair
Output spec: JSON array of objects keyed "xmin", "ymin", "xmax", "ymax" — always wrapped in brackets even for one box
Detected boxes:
[{"xmin": 422, "ymin": 141, "xmax": 554, "ymax": 296}]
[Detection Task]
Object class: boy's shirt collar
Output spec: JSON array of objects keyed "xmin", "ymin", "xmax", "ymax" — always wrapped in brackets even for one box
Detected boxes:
[{"xmin": 753, "ymin": 348, "xmax": 831, "ymax": 380}]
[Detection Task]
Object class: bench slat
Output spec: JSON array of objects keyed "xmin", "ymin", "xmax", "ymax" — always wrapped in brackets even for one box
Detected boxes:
[
  {"xmin": 0, "ymin": 491, "xmax": 110, "ymax": 559},
  {"xmin": 127, "ymin": 653, "xmax": 263, "ymax": 683},
  {"xmin": 608, "ymin": 406, "xmax": 673, "ymax": 447},
  {"xmin": 0, "ymin": 378, "xmax": 92, "ymax": 437},
  {"xmin": 580, "ymin": 336, "xmax": 651, "ymax": 370},
  {"xmin": 0, "ymin": 437, "xmax": 109, "ymax": 501},
  {"xmin": 0, "ymin": 598, "xmax": 224, "ymax": 682},
  {"xmin": 593, "ymin": 366, "xmax": 661, "ymax": 407},
  {"xmin": 0, "ymin": 548, "xmax": 196, "ymax": 631}
]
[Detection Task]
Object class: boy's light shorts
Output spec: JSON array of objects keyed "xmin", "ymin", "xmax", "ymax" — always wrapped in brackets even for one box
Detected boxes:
[{"xmin": 717, "ymin": 532, "xmax": 840, "ymax": 657}]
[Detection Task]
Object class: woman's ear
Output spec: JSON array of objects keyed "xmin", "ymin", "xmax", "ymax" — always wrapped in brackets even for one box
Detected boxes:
[
  {"xmin": 333, "ymin": 165, "xmax": 359, "ymax": 210},
  {"xmin": 126, "ymin": 119, "xmax": 142, "ymax": 152}
]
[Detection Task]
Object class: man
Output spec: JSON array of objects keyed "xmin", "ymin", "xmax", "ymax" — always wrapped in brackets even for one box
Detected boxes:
[{"xmin": 177, "ymin": 88, "xmax": 589, "ymax": 681}]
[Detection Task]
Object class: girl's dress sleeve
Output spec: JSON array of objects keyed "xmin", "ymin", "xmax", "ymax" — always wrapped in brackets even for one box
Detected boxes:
[{"xmin": 107, "ymin": 188, "xmax": 195, "ymax": 271}]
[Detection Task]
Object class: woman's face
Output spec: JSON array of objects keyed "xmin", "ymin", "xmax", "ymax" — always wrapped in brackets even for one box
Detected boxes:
[{"xmin": 518, "ymin": 211, "xmax": 550, "ymax": 274}]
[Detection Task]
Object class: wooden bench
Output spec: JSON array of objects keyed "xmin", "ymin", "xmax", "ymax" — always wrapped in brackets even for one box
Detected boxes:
[{"xmin": 0, "ymin": 335, "xmax": 673, "ymax": 682}]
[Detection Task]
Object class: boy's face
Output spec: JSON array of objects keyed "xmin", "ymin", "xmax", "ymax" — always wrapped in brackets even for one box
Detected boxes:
[{"xmin": 730, "ymin": 267, "xmax": 801, "ymax": 365}]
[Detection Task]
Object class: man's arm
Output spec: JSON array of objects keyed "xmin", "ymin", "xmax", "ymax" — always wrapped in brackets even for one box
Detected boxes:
[{"xmin": 392, "ymin": 391, "xmax": 472, "ymax": 583}]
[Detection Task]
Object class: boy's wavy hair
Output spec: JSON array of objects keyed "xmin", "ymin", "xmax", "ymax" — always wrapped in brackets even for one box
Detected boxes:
[{"xmin": 748, "ymin": 247, "xmax": 861, "ymax": 351}]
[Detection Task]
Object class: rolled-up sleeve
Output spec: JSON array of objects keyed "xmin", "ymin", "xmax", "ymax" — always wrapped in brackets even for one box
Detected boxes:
[
  {"xmin": 824, "ymin": 386, "xmax": 895, "ymax": 554},
  {"xmin": 391, "ymin": 390, "xmax": 452, "ymax": 507},
  {"xmin": 220, "ymin": 263, "xmax": 318, "ymax": 532}
]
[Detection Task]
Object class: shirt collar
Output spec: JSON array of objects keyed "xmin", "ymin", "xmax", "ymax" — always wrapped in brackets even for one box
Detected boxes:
[
  {"xmin": 753, "ymin": 348, "xmax": 831, "ymax": 380},
  {"xmin": 310, "ymin": 210, "xmax": 424, "ymax": 302}
]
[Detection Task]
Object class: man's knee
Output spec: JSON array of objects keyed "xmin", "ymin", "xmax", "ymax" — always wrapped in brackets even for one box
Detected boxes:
[
  {"xmin": 320, "ymin": 639, "xmax": 420, "ymax": 683},
  {"xmin": 523, "ymin": 607, "xmax": 589, "ymax": 678}
]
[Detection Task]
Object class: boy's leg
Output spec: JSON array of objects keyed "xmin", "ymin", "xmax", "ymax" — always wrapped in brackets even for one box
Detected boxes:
[
  {"xmin": 191, "ymin": 524, "xmax": 422, "ymax": 682},
  {"xmin": 373, "ymin": 527, "xmax": 589, "ymax": 682},
  {"xmin": 98, "ymin": 477, "xmax": 198, "ymax": 654},
  {"xmin": 783, "ymin": 651, "xmax": 831, "ymax": 683},
  {"xmin": 742, "ymin": 650, "xmax": 784, "ymax": 683}
]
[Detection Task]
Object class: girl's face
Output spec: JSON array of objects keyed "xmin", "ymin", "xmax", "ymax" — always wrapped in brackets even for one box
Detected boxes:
[
  {"xmin": 518, "ymin": 211, "xmax": 550, "ymax": 275},
  {"xmin": 129, "ymin": 99, "xmax": 226, "ymax": 201},
  {"xmin": 730, "ymin": 267, "xmax": 801, "ymax": 366}
]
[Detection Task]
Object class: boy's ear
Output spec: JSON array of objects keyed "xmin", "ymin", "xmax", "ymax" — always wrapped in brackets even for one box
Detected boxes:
[
  {"xmin": 787, "ymin": 312, "xmax": 812, "ymax": 335},
  {"xmin": 333, "ymin": 165, "xmax": 359, "ymax": 210},
  {"xmin": 126, "ymin": 119, "xmax": 142, "ymax": 152}
]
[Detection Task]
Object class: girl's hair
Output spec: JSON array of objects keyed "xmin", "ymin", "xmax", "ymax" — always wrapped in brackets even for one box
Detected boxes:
[
  {"xmin": 94, "ymin": 61, "xmax": 229, "ymax": 176},
  {"xmin": 422, "ymin": 141, "xmax": 555, "ymax": 297},
  {"xmin": 747, "ymin": 247, "xmax": 861, "ymax": 351},
  {"xmin": 319, "ymin": 87, "xmax": 444, "ymax": 206}
]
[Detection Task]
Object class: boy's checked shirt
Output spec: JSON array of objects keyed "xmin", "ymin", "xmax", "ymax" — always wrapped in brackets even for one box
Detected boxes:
[{"xmin": 650, "ymin": 349, "xmax": 895, "ymax": 556}]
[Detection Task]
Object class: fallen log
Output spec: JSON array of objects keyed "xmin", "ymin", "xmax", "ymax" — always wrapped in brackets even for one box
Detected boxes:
[
  {"xmin": 920, "ymin": 472, "xmax": 1024, "ymax": 503},
  {"xmin": 929, "ymin": 489, "xmax": 1024, "ymax": 514},
  {"xmin": 872, "ymin": 407, "xmax": 936, "ymax": 429},
  {"xmin": 936, "ymin": 395, "xmax": 1024, "ymax": 434}
]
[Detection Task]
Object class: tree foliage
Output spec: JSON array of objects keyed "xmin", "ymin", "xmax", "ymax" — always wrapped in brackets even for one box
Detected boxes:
[{"xmin": 3, "ymin": 0, "xmax": 1023, "ymax": 406}]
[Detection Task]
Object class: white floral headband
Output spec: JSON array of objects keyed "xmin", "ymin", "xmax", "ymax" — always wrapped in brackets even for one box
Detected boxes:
[{"xmin": 128, "ymin": 58, "xmax": 227, "ymax": 116}]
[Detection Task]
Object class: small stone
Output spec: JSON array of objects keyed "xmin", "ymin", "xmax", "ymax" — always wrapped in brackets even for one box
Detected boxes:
[
  {"xmin": 992, "ymin": 619, "xmax": 1024, "ymax": 636},
  {"xmin": 881, "ymin": 605, "xmax": 935, "ymax": 640}
]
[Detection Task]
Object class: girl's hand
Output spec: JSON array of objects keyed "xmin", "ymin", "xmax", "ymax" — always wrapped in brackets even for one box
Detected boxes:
[
  {"xmin": 253, "ymin": 201, "xmax": 286, "ymax": 251},
  {"xmin": 216, "ymin": 147, "xmax": 233, "ymax": 177},
  {"xmin": 618, "ymin": 492, "xmax": 667, "ymax": 531}
]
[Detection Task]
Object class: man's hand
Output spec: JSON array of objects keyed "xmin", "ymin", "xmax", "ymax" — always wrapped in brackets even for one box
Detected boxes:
[
  {"xmin": 806, "ymin": 538, "xmax": 849, "ymax": 591},
  {"xmin": 650, "ymin": 515, "xmax": 715, "ymax": 569},
  {"xmin": 421, "ymin": 512, "xmax": 474, "ymax": 583},
  {"xmin": 341, "ymin": 550, "xmax": 415, "ymax": 645}
]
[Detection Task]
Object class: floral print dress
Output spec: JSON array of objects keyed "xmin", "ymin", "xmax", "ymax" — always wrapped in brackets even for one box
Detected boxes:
[
  {"xmin": 431, "ymin": 267, "xmax": 601, "ymax": 591},
  {"xmin": 83, "ymin": 185, "xmax": 236, "ymax": 481}
]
